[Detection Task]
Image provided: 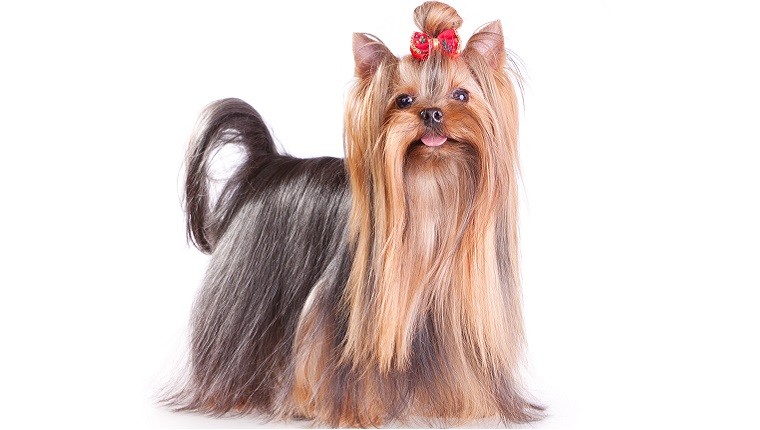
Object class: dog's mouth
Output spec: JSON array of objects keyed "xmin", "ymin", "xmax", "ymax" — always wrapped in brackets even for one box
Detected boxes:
[
  {"xmin": 417, "ymin": 133, "xmax": 448, "ymax": 147},
  {"xmin": 406, "ymin": 135, "xmax": 476, "ymax": 167}
]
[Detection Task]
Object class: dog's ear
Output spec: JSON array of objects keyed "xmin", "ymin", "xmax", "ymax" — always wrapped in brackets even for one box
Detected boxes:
[
  {"xmin": 353, "ymin": 33, "xmax": 394, "ymax": 78},
  {"xmin": 462, "ymin": 20, "xmax": 505, "ymax": 70}
]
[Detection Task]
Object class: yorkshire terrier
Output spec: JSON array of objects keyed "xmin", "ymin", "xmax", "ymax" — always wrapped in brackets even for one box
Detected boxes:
[{"xmin": 164, "ymin": 1, "xmax": 542, "ymax": 426}]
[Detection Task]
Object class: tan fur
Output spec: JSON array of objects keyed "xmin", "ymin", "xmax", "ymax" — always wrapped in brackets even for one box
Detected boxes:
[
  {"xmin": 342, "ymin": 32, "xmax": 524, "ymax": 369},
  {"xmin": 287, "ymin": 2, "xmax": 537, "ymax": 425}
]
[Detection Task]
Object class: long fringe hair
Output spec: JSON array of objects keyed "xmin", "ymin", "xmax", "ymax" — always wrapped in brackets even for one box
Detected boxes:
[{"xmin": 163, "ymin": 1, "xmax": 542, "ymax": 426}]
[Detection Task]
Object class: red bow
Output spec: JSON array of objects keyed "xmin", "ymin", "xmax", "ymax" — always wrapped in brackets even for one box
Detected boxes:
[{"xmin": 410, "ymin": 28, "xmax": 461, "ymax": 60}]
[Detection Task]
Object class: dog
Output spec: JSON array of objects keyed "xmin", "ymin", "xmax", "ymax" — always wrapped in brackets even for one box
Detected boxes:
[{"xmin": 164, "ymin": 1, "xmax": 542, "ymax": 426}]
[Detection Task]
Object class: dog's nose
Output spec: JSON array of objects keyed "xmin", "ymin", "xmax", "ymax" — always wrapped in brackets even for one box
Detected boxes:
[{"xmin": 420, "ymin": 108, "xmax": 444, "ymax": 127}]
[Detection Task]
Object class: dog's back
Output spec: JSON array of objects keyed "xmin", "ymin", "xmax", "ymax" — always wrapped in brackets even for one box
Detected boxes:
[{"xmin": 166, "ymin": 98, "xmax": 351, "ymax": 414}]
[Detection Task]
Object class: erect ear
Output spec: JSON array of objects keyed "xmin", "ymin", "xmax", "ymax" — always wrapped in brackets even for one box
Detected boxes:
[
  {"xmin": 462, "ymin": 20, "xmax": 506, "ymax": 70},
  {"xmin": 353, "ymin": 33, "xmax": 394, "ymax": 78}
]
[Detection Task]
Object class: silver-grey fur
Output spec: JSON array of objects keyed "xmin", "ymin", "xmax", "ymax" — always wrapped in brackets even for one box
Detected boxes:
[{"xmin": 164, "ymin": 98, "xmax": 352, "ymax": 415}]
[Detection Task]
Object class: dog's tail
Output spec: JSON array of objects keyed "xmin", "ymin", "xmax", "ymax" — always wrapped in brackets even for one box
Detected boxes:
[{"xmin": 184, "ymin": 98, "xmax": 277, "ymax": 253}]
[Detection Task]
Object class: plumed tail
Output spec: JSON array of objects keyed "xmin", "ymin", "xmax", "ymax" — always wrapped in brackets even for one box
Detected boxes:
[{"xmin": 184, "ymin": 98, "xmax": 277, "ymax": 253}]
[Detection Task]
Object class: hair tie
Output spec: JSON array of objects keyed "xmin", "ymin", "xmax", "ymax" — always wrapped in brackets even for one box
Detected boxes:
[{"xmin": 410, "ymin": 28, "xmax": 461, "ymax": 60}]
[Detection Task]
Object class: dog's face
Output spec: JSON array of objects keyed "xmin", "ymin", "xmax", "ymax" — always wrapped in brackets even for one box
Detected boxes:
[
  {"xmin": 390, "ymin": 53, "xmax": 487, "ymax": 146},
  {"xmin": 386, "ymin": 54, "xmax": 489, "ymax": 182}
]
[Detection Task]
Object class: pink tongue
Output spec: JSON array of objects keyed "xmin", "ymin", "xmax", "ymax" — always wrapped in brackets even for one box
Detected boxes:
[{"xmin": 421, "ymin": 134, "xmax": 447, "ymax": 147}]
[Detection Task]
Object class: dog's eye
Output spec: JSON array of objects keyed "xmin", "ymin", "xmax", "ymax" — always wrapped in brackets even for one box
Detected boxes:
[
  {"xmin": 452, "ymin": 88, "xmax": 469, "ymax": 103},
  {"xmin": 396, "ymin": 94, "xmax": 414, "ymax": 109}
]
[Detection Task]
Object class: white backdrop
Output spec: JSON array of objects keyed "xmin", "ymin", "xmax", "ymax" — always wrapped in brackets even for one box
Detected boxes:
[{"xmin": 1, "ymin": 1, "xmax": 758, "ymax": 428}]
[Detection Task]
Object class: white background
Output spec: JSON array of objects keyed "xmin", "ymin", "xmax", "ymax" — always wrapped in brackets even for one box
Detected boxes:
[{"xmin": 1, "ymin": 1, "xmax": 758, "ymax": 428}]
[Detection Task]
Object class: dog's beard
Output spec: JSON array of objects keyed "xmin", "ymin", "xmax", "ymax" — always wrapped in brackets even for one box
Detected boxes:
[
  {"xmin": 403, "ymin": 142, "xmax": 479, "ymax": 269},
  {"xmin": 350, "ymin": 120, "xmax": 498, "ymax": 371},
  {"xmin": 400, "ymin": 141, "xmax": 479, "ymax": 323},
  {"xmin": 394, "ymin": 140, "xmax": 481, "ymax": 354}
]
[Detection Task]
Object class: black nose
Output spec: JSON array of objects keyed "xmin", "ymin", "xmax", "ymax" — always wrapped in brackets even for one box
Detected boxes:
[{"xmin": 420, "ymin": 108, "xmax": 443, "ymax": 127}]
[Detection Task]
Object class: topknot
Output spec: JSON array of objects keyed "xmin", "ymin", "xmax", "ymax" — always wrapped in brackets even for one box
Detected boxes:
[{"xmin": 413, "ymin": 1, "xmax": 462, "ymax": 37}]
